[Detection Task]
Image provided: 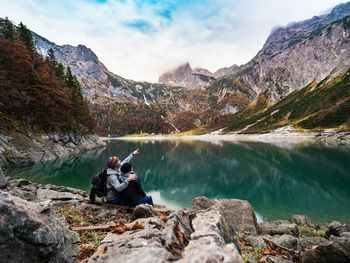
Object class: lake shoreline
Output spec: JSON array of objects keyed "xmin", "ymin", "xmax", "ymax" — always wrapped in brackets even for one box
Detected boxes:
[
  {"xmin": 1, "ymin": 176, "xmax": 350, "ymax": 263},
  {"xmin": 102, "ymin": 127, "xmax": 350, "ymax": 146}
]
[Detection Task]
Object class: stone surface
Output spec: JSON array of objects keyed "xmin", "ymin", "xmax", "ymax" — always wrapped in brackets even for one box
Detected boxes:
[
  {"xmin": 0, "ymin": 191, "xmax": 79, "ymax": 263},
  {"xmin": 301, "ymin": 236, "xmax": 350, "ymax": 263},
  {"xmin": 298, "ymin": 237, "xmax": 329, "ymax": 250},
  {"xmin": 289, "ymin": 215, "xmax": 313, "ymax": 227},
  {"xmin": 259, "ymin": 220, "xmax": 299, "ymax": 237},
  {"xmin": 267, "ymin": 234, "xmax": 300, "ymax": 251},
  {"xmin": 260, "ymin": 255, "xmax": 293, "ymax": 263},
  {"xmin": 133, "ymin": 204, "xmax": 156, "ymax": 219},
  {"xmin": 88, "ymin": 217, "xmax": 180, "ymax": 263},
  {"xmin": 217, "ymin": 199, "xmax": 259, "ymax": 235},
  {"xmin": 192, "ymin": 197, "xmax": 259, "ymax": 235},
  {"xmin": 326, "ymin": 221, "xmax": 350, "ymax": 238},
  {"xmin": 0, "ymin": 165, "xmax": 7, "ymax": 188},
  {"xmin": 179, "ymin": 236, "xmax": 242, "ymax": 263},
  {"xmin": 37, "ymin": 188, "xmax": 84, "ymax": 201},
  {"xmin": 0, "ymin": 132, "xmax": 105, "ymax": 168},
  {"xmin": 192, "ymin": 196, "xmax": 217, "ymax": 211}
]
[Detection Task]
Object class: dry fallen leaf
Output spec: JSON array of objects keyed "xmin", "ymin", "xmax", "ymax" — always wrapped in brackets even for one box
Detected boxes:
[
  {"xmin": 110, "ymin": 222, "xmax": 127, "ymax": 234},
  {"xmin": 262, "ymin": 247, "xmax": 271, "ymax": 255},
  {"xmin": 131, "ymin": 221, "xmax": 144, "ymax": 230},
  {"xmin": 97, "ymin": 246, "xmax": 106, "ymax": 255},
  {"xmin": 80, "ymin": 243, "xmax": 96, "ymax": 254}
]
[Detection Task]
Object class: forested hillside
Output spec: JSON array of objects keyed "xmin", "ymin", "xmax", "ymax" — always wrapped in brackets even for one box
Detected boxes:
[
  {"xmin": 221, "ymin": 68, "xmax": 350, "ymax": 133},
  {"xmin": 0, "ymin": 18, "xmax": 96, "ymax": 134}
]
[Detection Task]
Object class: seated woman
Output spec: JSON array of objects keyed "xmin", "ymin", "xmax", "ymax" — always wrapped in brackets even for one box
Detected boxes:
[
  {"xmin": 119, "ymin": 162, "xmax": 153, "ymax": 207},
  {"xmin": 106, "ymin": 149, "xmax": 139, "ymax": 204}
]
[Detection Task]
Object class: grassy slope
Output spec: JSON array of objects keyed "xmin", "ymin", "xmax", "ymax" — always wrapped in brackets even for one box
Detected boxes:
[{"xmin": 223, "ymin": 68, "xmax": 350, "ymax": 133}]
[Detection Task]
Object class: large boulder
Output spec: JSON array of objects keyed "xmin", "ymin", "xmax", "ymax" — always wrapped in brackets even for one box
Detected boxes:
[
  {"xmin": 259, "ymin": 220, "xmax": 299, "ymax": 237},
  {"xmin": 183, "ymin": 204, "xmax": 242, "ymax": 262},
  {"xmin": 217, "ymin": 199, "xmax": 259, "ymax": 235},
  {"xmin": 301, "ymin": 236, "xmax": 350, "ymax": 263},
  {"xmin": 88, "ymin": 217, "xmax": 183, "ymax": 263},
  {"xmin": 326, "ymin": 221, "xmax": 350, "ymax": 238},
  {"xmin": 192, "ymin": 197, "xmax": 259, "ymax": 235},
  {"xmin": 0, "ymin": 191, "xmax": 79, "ymax": 263}
]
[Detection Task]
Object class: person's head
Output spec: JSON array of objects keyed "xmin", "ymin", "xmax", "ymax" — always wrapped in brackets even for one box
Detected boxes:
[
  {"xmin": 120, "ymin": 162, "xmax": 133, "ymax": 174},
  {"xmin": 107, "ymin": 156, "xmax": 120, "ymax": 170}
]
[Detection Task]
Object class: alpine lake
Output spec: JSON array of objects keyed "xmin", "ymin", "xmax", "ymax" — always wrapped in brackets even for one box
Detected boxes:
[{"xmin": 7, "ymin": 138, "xmax": 350, "ymax": 223}]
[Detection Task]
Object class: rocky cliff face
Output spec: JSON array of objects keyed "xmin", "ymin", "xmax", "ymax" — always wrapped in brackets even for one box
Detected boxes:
[
  {"xmin": 33, "ymin": 33, "xmax": 187, "ymax": 107},
  {"xmin": 214, "ymin": 2, "xmax": 350, "ymax": 102},
  {"xmin": 158, "ymin": 63, "xmax": 216, "ymax": 89}
]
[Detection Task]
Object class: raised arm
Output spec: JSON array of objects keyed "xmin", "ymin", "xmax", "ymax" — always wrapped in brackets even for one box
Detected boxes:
[{"xmin": 120, "ymin": 148, "xmax": 139, "ymax": 166}]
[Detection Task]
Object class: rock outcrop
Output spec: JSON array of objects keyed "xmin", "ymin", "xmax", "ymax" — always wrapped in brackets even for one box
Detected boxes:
[
  {"xmin": 213, "ymin": 3, "xmax": 350, "ymax": 102},
  {"xmin": 159, "ymin": 63, "xmax": 215, "ymax": 89},
  {"xmin": 0, "ymin": 131, "xmax": 105, "ymax": 168},
  {"xmin": 0, "ymin": 191, "xmax": 79, "ymax": 263}
]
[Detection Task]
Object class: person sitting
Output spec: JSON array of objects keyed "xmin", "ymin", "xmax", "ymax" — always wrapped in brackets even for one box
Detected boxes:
[
  {"xmin": 119, "ymin": 162, "xmax": 153, "ymax": 207},
  {"xmin": 106, "ymin": 149, "xmax": 139, "ymax": 204}
]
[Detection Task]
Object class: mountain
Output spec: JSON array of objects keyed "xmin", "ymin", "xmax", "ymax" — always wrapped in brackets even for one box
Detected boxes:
[
  {"xmin": 222, "ymin": 68, "xmax": 350, "ymax": 133},
  {"xmin": 158, "ymin": 63, "xmax": 215, "ymax": 89},
  {"xmin": 213, "ymin": 64, "xmax": 240, "ymax": 79},
  {"xmin": 212, "ymin": 2, "xmax": 350, "ymax": 103}
]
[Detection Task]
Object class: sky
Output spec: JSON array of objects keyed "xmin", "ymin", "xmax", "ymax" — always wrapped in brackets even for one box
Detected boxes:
[{"xmin": 0, "ymin": 0, "xmax": 348, "ymax": 82}]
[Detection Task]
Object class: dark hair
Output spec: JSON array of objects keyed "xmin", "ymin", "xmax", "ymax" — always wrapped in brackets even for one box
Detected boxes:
[{"xmin": 120, "ymin": 162, "xmax": 133, "ymax": 174}]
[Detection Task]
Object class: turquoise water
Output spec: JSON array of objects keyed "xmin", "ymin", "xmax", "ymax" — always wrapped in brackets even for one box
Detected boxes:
[{"xmin": 8, "ymin": 139, "xmax": 350, "ymax": 223}]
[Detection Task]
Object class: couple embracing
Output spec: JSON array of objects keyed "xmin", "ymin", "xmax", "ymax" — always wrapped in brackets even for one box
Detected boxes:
[{"xmin": 105, "ymin": 148, "xmax": 153, "ymax": 207}]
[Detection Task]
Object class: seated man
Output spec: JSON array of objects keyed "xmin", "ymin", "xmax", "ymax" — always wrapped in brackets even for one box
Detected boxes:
[
  {"xmin": 106, "ymin": 149, "xmax": 139, "ymax": 204},
  {"xmin": 119, "ymin": 162, "xmax": 153, "ymax": 207}
]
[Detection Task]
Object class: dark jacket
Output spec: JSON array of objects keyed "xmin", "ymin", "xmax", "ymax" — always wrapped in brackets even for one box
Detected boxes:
[{"xmin": 120, "ymin": 172, "xmax": 146, "ymax": 206}]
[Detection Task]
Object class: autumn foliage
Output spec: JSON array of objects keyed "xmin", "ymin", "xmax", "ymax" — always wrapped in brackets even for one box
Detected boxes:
[{"xmin": 0, "ymin": 18, "xmax": 96, "ymax": 134}]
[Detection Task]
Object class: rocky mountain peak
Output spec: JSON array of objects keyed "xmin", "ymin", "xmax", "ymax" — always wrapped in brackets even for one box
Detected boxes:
[{"xmin": 159, "ymin": 63, "xmax": 215, "ymax": 89}]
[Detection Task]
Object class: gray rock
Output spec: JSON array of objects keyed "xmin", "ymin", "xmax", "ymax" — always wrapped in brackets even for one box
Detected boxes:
[
  {"xmin": 301, "ymin": 236, "xmax": 350, "ymax": 263},
  {"xmin": 37, "ymin": 188, "xmax": 84, "ymax": 201},
  {"xmin": 326, "ymin": 221, "xmax": 350, "ymax": 238},
  {"xmin": 260, "ymin": 255, "xmax": 293, "ymax": 263},
  {"xmin": 298, "ymin": 237, "xmax": 329, "ymax": 250},
  {"xmin": 0, "ymin": 165, "xmax": 7, "ymax": 188},
  {"xmin": 192, "ymin": 196, "xmax": 217, "ymax": 211},
  {"xmin": 179, "ymin": 236, "xmax": 242, "ymax": 263},
  {"xmin": 0, "ymin": 191, "xmax": 79, "ymax": 263},
  {"xmin": 259, "ymin": 220, "xmax": 299, "ymax": 237},
  {"xmin": 340, "ymin": 232, "xmax": 350, "ymax": 238},
  {"xmin": 245, "ymin": 235, "xmax": 267, "ymax": 248},
  {"xmin": 88, "ymin": 217, "xmax": 177, "ymax": 263},
  {"xmin": 267, "ymin": 234, "xmax": 300, "ymax": 251},
  {"xmin": 133, "ymin": 204, "xmax": 156, "ymax": 219},
  {"xmin": 217, "ymin": 199, "xmax": 259, "ymax": 235},
  {"xmin": 289, "ymin": 215, "xmax": 313, "ymax": 227},
  {"xmin": 192, "ymin": 197, "xmax": 259, "ymax": 235}
]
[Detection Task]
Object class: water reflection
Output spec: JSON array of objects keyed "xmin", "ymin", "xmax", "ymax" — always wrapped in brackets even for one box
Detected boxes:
[{"xmin": 8, "ymin": 139, "xmax": 350, "ymax": 223}]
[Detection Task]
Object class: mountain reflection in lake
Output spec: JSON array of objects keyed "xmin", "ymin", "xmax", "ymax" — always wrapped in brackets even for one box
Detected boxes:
[{"xmin": 8, "ymin": 139, "xmax": 350, "ymax": 223}]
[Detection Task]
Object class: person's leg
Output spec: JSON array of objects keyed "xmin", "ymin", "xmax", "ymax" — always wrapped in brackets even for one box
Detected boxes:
[
  {"xmin": 135, "ymin": 195, "xmax": 153, "ymax": 206},
  {"xmin": 108, "ymin": 197, "xmax": 124, "ymax": 205}
]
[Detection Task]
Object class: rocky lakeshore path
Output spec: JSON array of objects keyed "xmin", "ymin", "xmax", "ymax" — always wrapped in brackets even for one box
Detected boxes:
[{"xmin": 1, "ymin": 176, "xmax": 350, "ymax": 263}]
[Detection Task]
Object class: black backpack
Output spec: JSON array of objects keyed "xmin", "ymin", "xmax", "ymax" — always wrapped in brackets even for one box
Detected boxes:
[{"xmin": 89, "ymin": 169, "xmax": 109, "ymax": 202}]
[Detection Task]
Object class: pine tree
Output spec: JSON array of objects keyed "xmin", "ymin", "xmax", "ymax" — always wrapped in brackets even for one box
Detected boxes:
[
  {"xmin": 46, "ymin": 48, "xmax": 57, "ymax": 67},
  {"xmin": 17, "ymin": 22, "xmax": 34, "ymax": 52},
  {"xmin": 1, "ymin": 17, "xmax": 14, "ymax": 41},
  {"xmin": 55, "ymin": 62, "xmax": 65, "ymax": 81}
]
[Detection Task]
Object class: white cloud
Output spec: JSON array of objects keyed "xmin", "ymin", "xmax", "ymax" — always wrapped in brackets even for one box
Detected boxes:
[{"xmin": 0, "ymin": 0, "xmax": 347, "ymax": 82}]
